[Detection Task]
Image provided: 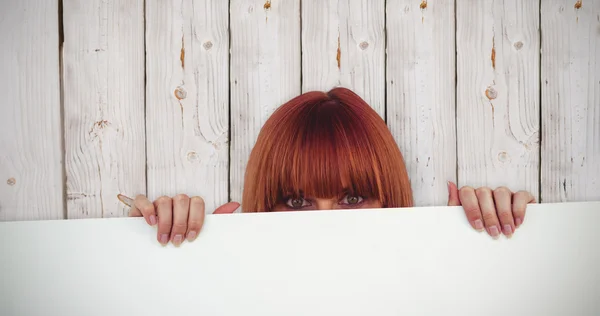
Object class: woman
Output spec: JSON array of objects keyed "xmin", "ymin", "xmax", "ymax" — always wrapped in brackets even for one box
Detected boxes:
[{"xmin": 129, "ymin": 88, "xmax": 535, "ymax": 246}]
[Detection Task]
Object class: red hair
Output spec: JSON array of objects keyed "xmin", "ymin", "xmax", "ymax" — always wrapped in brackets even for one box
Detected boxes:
[{"xmin": 242, "ymin": 87, "xmax": 413, "ymax": 212}]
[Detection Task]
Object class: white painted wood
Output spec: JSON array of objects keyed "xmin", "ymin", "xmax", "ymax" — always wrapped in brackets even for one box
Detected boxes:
[
  {"xmin": 0, "ymin": 0, "xmax": 64, "ymax": 220},
  {"xmin": 1, "ymin": 202, "xmax": 600, "ymax": 315},
  {"xmin": 301, "ymin": 0, "xmax": 385, "ymax": 118},
  {"xmin": 541, "ymin": 0, "xmax": 600, "ymax": 202},
  {"xmin": 456, "ymin": 0, "xmax": 540, "ymax": 198},
  {"xmin": 145, "ymin": 0, "xmax": 230, "ymax": 212},
  {"xmin": 230, "ymin": 0, "xmax": 301, "ymax": 204},
  {"xmin": 63, "ymin": 0, "xmax": 146, "ymax": 218},
  {"xmin": 386, "ymin": 0, "xmax": 456, "ymax": 206}
]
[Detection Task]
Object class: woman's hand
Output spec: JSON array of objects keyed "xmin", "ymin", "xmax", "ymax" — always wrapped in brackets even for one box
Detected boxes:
[
  {"xmin": 447, "ymin": 182, "xmax": 535, "ymax": 239},
  {"xmin": 128, "ymin": 194, "xmax": 240, "ymax": 246}
]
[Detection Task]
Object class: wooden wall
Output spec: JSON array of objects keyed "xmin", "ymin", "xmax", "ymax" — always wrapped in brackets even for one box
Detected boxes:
[{"xmin": 0, "ymin": 0, "xmax": 598, "ymax": 221}]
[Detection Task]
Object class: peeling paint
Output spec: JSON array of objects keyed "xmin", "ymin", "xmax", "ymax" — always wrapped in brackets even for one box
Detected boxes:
[
  {"xmin": 420, "ymin": 0, "xmax": 427, "ymax": 23},
  {"xmin": 491, "ymin": 36, "xmax": 496, "ymax": 69},
  {"xmin": 180, "ymin": 35, "xmax": 185, "ymax": 69},
  {"xmin": 67, "ymin": 193, "xmax": 95, "ymax": 200},
  {"xmin": 264, "ymin": 0, "xmax": 271, "ymax": 21},
  {"xmin": 336, "ymin": 34, "xmax": 341, "ymax": 69},
  {"xmin": 97, "ymin": 164, "xmax": 104, "ymax": 217},
  {"xmin": 574, "ymin": 0, "xmax": 582, "ymax": 9}
]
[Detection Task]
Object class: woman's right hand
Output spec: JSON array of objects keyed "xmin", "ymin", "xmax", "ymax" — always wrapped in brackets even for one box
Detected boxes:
[{"xmin": 128, "ymin": 194, "xmax": 240, "ymax": 246}]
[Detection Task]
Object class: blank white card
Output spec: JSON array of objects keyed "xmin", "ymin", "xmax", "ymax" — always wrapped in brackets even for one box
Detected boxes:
[{"xmin": 1, "ymin": 202, "xmax": 599, "ymax": 316}]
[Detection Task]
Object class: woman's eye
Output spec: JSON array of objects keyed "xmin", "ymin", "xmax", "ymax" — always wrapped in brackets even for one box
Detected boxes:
[
  {"xmin": 340, "ymin": 195, "xmax": 363, "ymax": 205},
  {"xmin": 286, "ymin": 197, "xmax": 310, "ymax": 209}
]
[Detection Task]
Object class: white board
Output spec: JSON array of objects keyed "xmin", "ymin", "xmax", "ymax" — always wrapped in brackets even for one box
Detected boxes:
[{"xmin": 1, "ymin": 202, "xmax": 599, "ymax": 316}]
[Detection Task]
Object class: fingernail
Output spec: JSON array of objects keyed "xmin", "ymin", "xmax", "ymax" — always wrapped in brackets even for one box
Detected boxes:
[
  {"xmin": 503, "ymin": 224, "xmax": 513, "ymax": 236},
  {"xmin": 515, "ymin": 217, "xmax": 522, "ymax": 227},
  {"xmin": 173, "ymin": 234, "xmax": 182, "ymax": 245},
  {"xmin": 488, "ymin": 226, "xmax": 500, "ymax": 239},
  {"xmin": 149, "ymin": 215, "xmax": 157, "ymax": 226},
  {"xmin": 159, "ymin": 234, "xmax": 169, "ymax": 245},
  {"xmin": 187, "ymin": 231, "xmax": 197, "ymax": 241},
  {"xmin": 473, "ymin": 219, "xmax": 484, "ymax": 231}
]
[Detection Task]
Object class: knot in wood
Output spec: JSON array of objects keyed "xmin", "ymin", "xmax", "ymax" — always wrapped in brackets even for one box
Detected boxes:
[
  {"xmin": 7, "ymin": 178, "xmax": 16, "ymax": 186},
  {"xmin": 497, "ymin": 151, "xmax": 510, "ymax": 163},
  {"xmin": 174, "ymin": 87, "xmax": 187, "ymax": 100},
  {"xmin": 514, "ymin": 41, "xmax": 523, "ymax": 50},
  {"xmin": 359, "ymin": 42, "xmax": 369, "ymax": 50},
  {"xmin": 187, "ymin": 151, "xmax": 199, "ymax": 162},
  {"xmin": 203, "ymin": 41, "xmax": 213, "ymax": 50},
  {"xmin": 485, "ymin": 87, "xmax": 498, "ymax": 100}
]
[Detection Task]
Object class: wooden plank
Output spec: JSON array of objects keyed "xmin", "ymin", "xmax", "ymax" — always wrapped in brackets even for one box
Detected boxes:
[
  {"xmin": 230, "ymin": 0, "xmax": 301, "ymax": 204},
  {"xmin": 1, "ymin": 202, "xmax": 600, "ymax": 316},
  {"xmin": 0, "ymin": 0, "xmax": 64, "ymax": 220},
  {"xmin": 386, "ymin": 0, "xmax": 456, "ymax": 206},
  {"xmin": 63, "ymin": 0, "xmax": 146, "ymax": 218},
  {"xmin": 456, "ymin": 0, "xmax": 540, "ymax": 198},
  {"xmin": 301, "ymin": 0, "xmax": 385, "ymax": 118},
  {"xmin": 541, "ymin": 0, "xmax": 600, "ymax": 202},
  {"xmin": 145, "ymin": 0, "xmax": 230, "ymax": 212}
]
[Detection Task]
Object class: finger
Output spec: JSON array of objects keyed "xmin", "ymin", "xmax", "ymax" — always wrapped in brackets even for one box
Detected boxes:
[
  {"xmin": 493, "ymin": 187, "xmax": 515, "ymax": 238},
  {"xmin": 133, "ymin": 195, "xmax": 156, "ymax": 226},
  {"xmin": 154, "ymin": 196, "xmax": 173, "ymax": 245},
  {"xmin": 447, "ymin": 181, "xmax": 461, "ymax": 206},
  {"xmin": 186, "ymin": 196, "xmax": 206, "ymax": 241},
  {"xmin": 128, "ymin": 205, "xmax": 142, "ymax": 217},
  {"xmin": 213, "ymin": 202, "xmax": 241, "ymax": 214},
  {"xmin": 458, "ymin": 186, "xmax": 484, "ymax": 232},
  {"xmin": 512, "ymin": 190, "xmax": 534, "ymax": 228},
  {"xmin": 475, "ymin": 187, "xmax": 501, "ymax": 239},
  {"xmin": 170, "ymin": 194, "xmax": 190, "ymax": 246}
]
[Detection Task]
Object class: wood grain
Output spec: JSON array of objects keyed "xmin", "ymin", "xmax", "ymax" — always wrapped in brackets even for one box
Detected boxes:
[
  {"xmin": 386, "ymin": 0, "xmax": 457, "ymax": 206},
  {"xmin": 63, "ymin": 0, "xmax": 146, "ymax": 218},
  {"xmin": 541, "ymin": 0, "xmax": 600, "ymax": 202},
  {"xmin": 301, "ymin": 0, "xmax": 385, "ymax": 118},
  {"xmin": 456, "ymin": 0, "xmax": 540, "ymax": 199},
  {"xmin": 230, "ymin": 0, "xmax": 301, "ymax": 204},
  {"xmin": 0, "ymin": 0, "xmax": 64, "ymax": 220},
  {"xmin": 145, "ymin": 0, "xmax": 230, "ymax": 212}
]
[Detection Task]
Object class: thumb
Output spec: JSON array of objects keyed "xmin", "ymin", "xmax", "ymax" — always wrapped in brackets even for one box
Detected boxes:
[
  {"xmin": 213, "ymin": 202, "xmax": 241, "ymax": 214},
  {"xmin": 447, "ymin": 181, "xmax": 461, "ymax": 206}
]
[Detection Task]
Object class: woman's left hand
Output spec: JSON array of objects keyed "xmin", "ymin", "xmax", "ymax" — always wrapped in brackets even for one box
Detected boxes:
[{"xmin": 447, "ymin": 182, "xmax": 535, "ymax": 239}]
